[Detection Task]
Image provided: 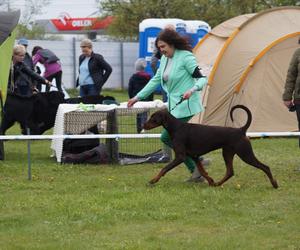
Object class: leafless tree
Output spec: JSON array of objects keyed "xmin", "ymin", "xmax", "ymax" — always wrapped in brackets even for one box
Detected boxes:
[{"xmin": 0, "ymin": 0, "xmax": 51, "ymax": 26}]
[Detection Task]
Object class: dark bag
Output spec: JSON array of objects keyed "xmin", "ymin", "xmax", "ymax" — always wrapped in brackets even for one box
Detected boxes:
[
  {"xmin": 62, "ymin": 144, "xmax": 109, "ymax": 164},
  {"xmin": 63, "ymin": 138, "xmax": 99, "ymax": 154},
  {"xmin": 39, "ymin": 49, "xmax": 59, "ymax": 63}
]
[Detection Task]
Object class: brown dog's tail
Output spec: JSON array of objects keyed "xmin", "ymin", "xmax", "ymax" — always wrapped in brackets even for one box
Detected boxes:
[{"xmin": 230, "ymin": 105, "xmax": 252, "ymax": 132}]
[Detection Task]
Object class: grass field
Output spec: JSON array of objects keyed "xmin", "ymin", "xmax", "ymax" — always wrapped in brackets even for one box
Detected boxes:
[{"xmin": 0, "ymin": 90, "xmax": 300, "ymax": 249}]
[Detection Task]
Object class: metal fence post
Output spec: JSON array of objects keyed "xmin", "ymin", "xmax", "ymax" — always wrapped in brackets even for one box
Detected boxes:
[
  {"xmin": 106, "ymin": 110, "xmax": 119, "ymax": 163},
  {"xmin": 72, "ymin": 37, "xmax": 77, "ymax": 88},
  {"xmin": 26, "ymin": 128, "xmax": 31, "ymax": 180},
  {"xmin": 120, "ymin": 42, "xmax": 124, "ymax": 89}
]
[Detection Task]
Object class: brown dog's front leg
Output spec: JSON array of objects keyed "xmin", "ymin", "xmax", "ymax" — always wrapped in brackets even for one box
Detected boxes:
[
  {"xmin": 196, "ymin": 160, "xmax": 215, "ymax": 186},
  {"xmin": 149, "ymin": 158, "xmax": 183, "ymax": 184},
  {"xmin": 149, "ymin": 170, "xmax": 165, "ymax": 184}
]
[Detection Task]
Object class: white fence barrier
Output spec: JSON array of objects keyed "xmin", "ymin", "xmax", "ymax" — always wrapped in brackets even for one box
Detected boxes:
[
  {"xmin": 0, "ymin": 134, "xmax": 161, "ymax": 140},
  {"xmin": 1, "ymin": 132, "xmax": 300, "ymax": 141},
  {"xmin": 1, "ymin": 132, "xmax": 299, "ymax": 181}
]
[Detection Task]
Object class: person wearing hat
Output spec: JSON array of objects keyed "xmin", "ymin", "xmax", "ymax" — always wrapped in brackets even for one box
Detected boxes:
[
  {"xmin": 128, "ymin": 58, "xmax": 153, "ymax": 133},
  {"xmin": 77, "ymin": 39, "xmax": 112, "ymax": 97},
  {"xmin": 18, "ymin": 38, "xmax": 40, "ymax": 92},
  {"xmin": 18, "ymin": 38, "xmax": 34, "ymax": 71}
]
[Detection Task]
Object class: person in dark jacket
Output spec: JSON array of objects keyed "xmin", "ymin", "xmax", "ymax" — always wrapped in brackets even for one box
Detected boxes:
[
  {"xmin": 77, "ymin": 39, "xmax": 112, "ymax": 97},
  {"xmin": 18, "ymin": 38, "xmax": 39, "ymax": 90},
  {"xmin": 283, "ymin": 40, "xmax": 300, "ymax": 147},
  {"xmin": 8, "ymin": 45, "xmax": 50, "ymax": 96},
  {"xmin": 128, "ymin": 58, "xmax": 153, "ymax": 133},
  {"xmin": 17, "ymin": 38, "xmax": 34, "ymax": 70}
]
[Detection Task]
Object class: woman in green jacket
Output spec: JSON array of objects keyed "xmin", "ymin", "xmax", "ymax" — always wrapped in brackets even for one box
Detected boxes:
[{"xmin": 128, "ymin": 29, "xmax": 207, "ymax": 182}]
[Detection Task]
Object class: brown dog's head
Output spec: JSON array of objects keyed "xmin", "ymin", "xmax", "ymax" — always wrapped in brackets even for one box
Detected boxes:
[{"xmin": 143, "ymin": 109, "xmax": 170, "ymax": 130}]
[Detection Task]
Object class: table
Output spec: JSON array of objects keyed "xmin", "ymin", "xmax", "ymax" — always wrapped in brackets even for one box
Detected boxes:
[{"xmin": 51, "ymin": 101, "xmax": 166, "ymax": 163}]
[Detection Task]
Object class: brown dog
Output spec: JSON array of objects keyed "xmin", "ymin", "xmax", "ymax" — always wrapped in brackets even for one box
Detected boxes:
[{"xmin": 143, "ymin": 105, "xmax": 278, "ymax": 188}]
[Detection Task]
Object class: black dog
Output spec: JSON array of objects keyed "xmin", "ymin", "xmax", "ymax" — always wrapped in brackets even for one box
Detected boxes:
[
  {"xmin": 1, "ymin": 91, "xmax": 65, "ymax": 135},
  {"xmin": 143, "ymin": 105, "xmax": 278, "ymax": 189},
  {"xmin": 1, "ymin": 93, "xmax": 117, "ymax": 135},
  {"xmin": 65, "ymin": 95, "xmax": 116, "ymax": 104}
]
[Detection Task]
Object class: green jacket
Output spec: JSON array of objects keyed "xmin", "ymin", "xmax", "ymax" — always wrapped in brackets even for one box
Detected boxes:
[
  {"xmin": 283, "ymin": 48, "xmax": 300, "ymax": 101},
  {"xmin": 137, "ymin": 49, "xmax": 207, "ymax": 118}
]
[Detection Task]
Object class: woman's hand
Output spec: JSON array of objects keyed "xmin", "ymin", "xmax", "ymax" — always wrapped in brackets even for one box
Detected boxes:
[
  {"xmin": 45, "ymin": 79, "xmax": 52, "ymax": 86},
  {"xmin": 32, "ymin": 87, "xmax": 39, "ymax": 94},
  {"xmin": 284, "ymin": 100, "xmax": 293, "ymax": 108},
  {"xmin": 182, "ymin": 90, "xmax": 193, "ymax": 100},
  {"xmin": 127, "ymin": 97, "xmax": 138, "ymax": 107}
]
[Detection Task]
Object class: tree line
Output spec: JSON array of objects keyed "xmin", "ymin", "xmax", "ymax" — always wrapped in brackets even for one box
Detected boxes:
[
  {"xmin": 1, "ymin": 0, "xmax": 298, "ymax": 40},
  {"xmin": 100, "ymin": 0, "xmax": 299, "ymax": 40}
]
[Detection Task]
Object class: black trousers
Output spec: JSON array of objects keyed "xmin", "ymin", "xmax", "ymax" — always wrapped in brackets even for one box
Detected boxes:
[
  {"xmin": 296, "ymin": 104, "xmax": 300, "ymax": 148},
  {"xmin": 46, "ymin": 71, "xmax": 63, "ymax": 92}
]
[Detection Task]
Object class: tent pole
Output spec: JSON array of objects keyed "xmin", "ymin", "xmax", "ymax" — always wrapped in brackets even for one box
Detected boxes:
[{"xmin": 225, "ymin": 93, "xmax": 236, "ymax": 127}]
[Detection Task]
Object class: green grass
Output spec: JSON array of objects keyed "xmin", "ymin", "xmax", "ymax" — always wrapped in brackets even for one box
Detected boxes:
[
  {"xmin": 68, "ymin": 88, "xmax": 131, "ymax": 102},
  {"xmin": 68, "ymin": 88, "xmax": 164, "ymax": 102},
  {"xmin": 0, "ymin": 90, "xmax": 300, "ymax": 249},
  {"xmin": 1, "ymin": 137, "xmax": 300, "ymax": 249}
]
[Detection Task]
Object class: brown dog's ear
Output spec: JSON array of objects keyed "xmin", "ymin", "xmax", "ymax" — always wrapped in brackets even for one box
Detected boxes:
[
  {"xmin": 160, "ymin": 107, "xmax": 168, "ymax": 112},
  {"xmin": 157, "ymin": 108, "xmax": 170, "ymax": 124},
  {"xmin": 159, "ymin": 107, "xmax": 168, "ymax": 116}
]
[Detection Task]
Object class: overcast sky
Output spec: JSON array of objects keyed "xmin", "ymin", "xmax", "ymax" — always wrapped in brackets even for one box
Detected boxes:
[{"xmin": 6, "ymin": 0, "xmax": 100, "ymax": 19}]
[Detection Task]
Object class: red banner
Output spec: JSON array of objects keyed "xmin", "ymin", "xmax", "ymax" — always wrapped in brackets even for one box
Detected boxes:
[{"xmin": 51, "ymin": 16, "xmax": 113, "ymax": 31}]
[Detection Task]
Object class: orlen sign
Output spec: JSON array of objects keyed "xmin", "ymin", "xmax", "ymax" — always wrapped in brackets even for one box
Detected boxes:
[{"xmin": 51, "ymin": 16, "xmax": 113, "ymax": 31}]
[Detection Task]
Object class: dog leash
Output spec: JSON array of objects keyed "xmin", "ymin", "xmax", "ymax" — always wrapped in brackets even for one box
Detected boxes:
[
  {"xmin": 170, "ymin": 95, "xmax": 192, "ymax": 114},
  {"xmin": 170, "ymin": 96, "xmax": 185, "ymax": 112}
]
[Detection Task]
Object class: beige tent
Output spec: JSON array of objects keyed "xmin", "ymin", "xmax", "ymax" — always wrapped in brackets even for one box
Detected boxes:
[
  {"xmin": 193, "ymin": 13, "xmax": 256, "ymax": 77},
  {"xmin": 193, "ymin": 6, "xmax": 300, "ymax": 132}
]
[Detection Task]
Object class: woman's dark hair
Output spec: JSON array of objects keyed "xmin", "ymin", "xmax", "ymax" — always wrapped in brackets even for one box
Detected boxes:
[
  {"xmin": 32, "ymin": 46, "xmax": 43, "ymax": 56},
  {"xmin": 155, "ymin": 29, "xmax": 192, "ymax": 52}
]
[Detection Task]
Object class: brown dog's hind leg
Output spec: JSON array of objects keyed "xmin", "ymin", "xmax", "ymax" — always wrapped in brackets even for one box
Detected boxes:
[
  {"xmin": 195, "ymin": 159, "xmax": 215, "ymax": 186},
  {"xmin": 215, "ymin": 147, "xmax": 235, "ymax": 186},
  {"xmin": 235, "ymin": 138, "xmax": 278, "ymax": 189}
]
